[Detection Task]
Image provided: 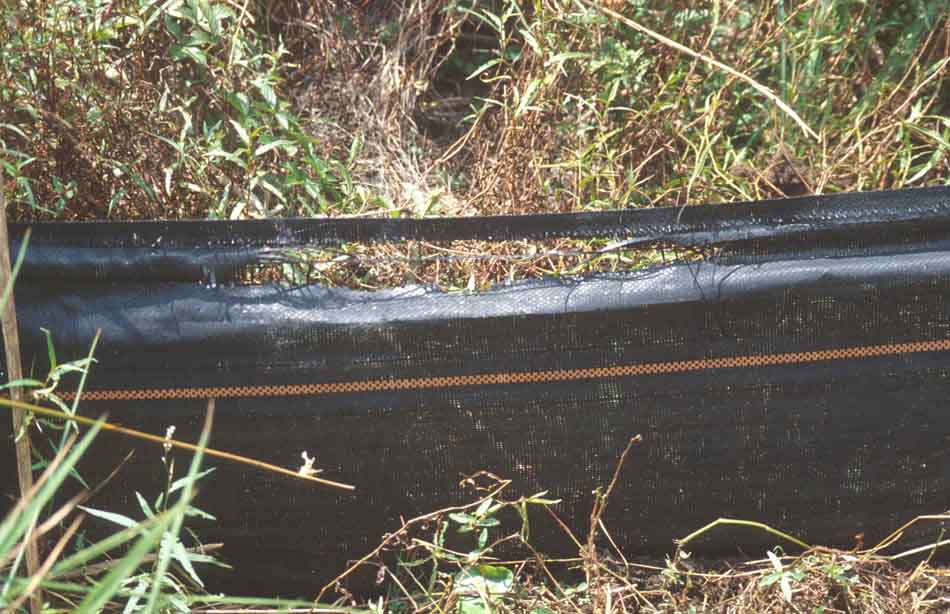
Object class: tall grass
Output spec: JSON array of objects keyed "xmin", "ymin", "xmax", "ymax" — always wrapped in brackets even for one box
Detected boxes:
[
  {"xmin": 0, "ymin": 397, "xmax": 362, "ymax": 612},
  {"xmin": 4, "ymin": 0, "xmax": 946, "ymax": 224},
  {"xmin": 454, "ymin": 0, "xmax": 948, "ymax": 211}
]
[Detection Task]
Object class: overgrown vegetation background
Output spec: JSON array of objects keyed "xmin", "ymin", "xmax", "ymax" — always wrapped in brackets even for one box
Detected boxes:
[
  {"xmin": 2, "ymin": 1, "xmax": 950, "ymax": 611},
  {"xmin": 3, "ymin": 0, "xmax": 946, "ymax": 222}
]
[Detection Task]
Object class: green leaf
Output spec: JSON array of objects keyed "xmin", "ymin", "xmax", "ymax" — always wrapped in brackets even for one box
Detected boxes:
[
  {"xmin": 163, "ymin": 13, "xmax": 183, "ymax": 39},
  {"xmin": 0, "ymin": 378, "xmax": 44, "ymax": 391},
  {"xmin": 0, "ymin": 419, "xmax": 103, "ymax": 560},
  {"xmin": 0, "ymin": 123, "xmax": 29, "ymax": 141},
  {"xmin": 456, "ymin": 6, "xmax": 504, "ymax": 36},
  {"xmin": 519, "ymin": 28, "xmax": 541, "ymax": 56},
  {"xmin": 546, "ymin": 51, "xmax": 590, "ymax": 69},
  {"xmin": 347, "ymin": 133, "xmax": 364, "ymax": 167},
  {"xmin": 467, "ymin": 58, "xmax": 503, "ymax": 81},
  {"xmin": 198, "ymin": 0, "xmax": 219, "ymax": 36},
  {"xmin": 66, "ymin": 332, "xmax": 100, "ymax": 421},
  {"xmin": 130, "ymin": 173, "xmax": 159, "ymax": 202},
  {"xmin": 526, "ymin": 491, "xmax": 561, "ymax": 505},
  {"xmin": 455, "ymin": 565, "xmax": 514, "ymax": 596},
  {"xmin": 904, "ymin": 121, "xmax": 950, "ymax": 150},
  {"xmin": 226, "ymin": 92, "xmax": 251, "ymax": 118},
  {"xmin": 252, "ymin": 78, "xmax": 277, "ymax": 107},
  {"xmin": 108, "ymin": 15, "xmax": 144, "ymax": 30},
  {"xmin": 50, "ymin": 519, "xmax": 161, "ymax": 578},
  {"xmin": 780, "ymin": 574, "xmax": 793, "ymax": 603},
  {"xmin": 143, "ymin": 404, "xmax": 214, "ymax": 611},
  {"xmin": 121, "ymin": 577, "xmax": 148, "ymax": 612},
  {"xmin": 258, "ymin": 177, "xmax": 287, "ymax": 202},
  {"xmin": 767, "ymin": 550, "xmax": 783, "ymax": 572},
  {"xmin": 206, "ymin": 149, "xmax": 248, "ymax": 169},
  {"xmin": 49, "ymin": 360, "xmax": 94, "ymax": 378},
  {"xmin": 73, "ymin": 519, "xmax": 170, "ymax": 614},
  {"xmin": 169, "ymin": 45, "xmax": 208, "ymax": 66},
  {"xmin": 185, "ymin": 505, "xmax": 215, "ymax": 521},
  {"xmin": 80, "ymin": 506, "xmax": 138, "ymax": 529},
  {"xmin": 229, "ymin": 119, "xmax": 251, "ymax": 147},
  {"xmin": 274, "ymin": 111, "xmax": 291, "ymax": 131},
  {"xmin": 185, "ymin": 595, "xmax": 323, "ymax": 609},
  {"xmin": 168, "ymin": 468, "xmax": 215, "ymax": 494},
  {"xmin": 185, "ymin": 29, "xmax": 216, "ymax": 46},
  {"xmin": 171, "ymin": 539, "xmax": 204, "ymax": 586},
  {"xmin": 450, "ymin": 512, "xmax": 476, "ymax": 526},
  {"xmin": 254, "ymin": 139, "xmax": 294, "ymax": 157},
  {"xmin": 458, "ymin": 598, "xmax": 489, "ymax": 614},
  {"xmin": 41, "ymin": 328, "xmax": 57, "ymax": 369},
  {"xmin": 135, "ymin": 492, "xmax": 154, "ymax": 519},
  {"xmin": 475, "ymin": 498, "xmax": 493, "ymax": 517}
]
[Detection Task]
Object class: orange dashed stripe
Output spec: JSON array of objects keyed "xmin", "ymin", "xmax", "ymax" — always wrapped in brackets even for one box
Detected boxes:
[{"xmin": 57, "ymin": 338, "xmax": 950, "ymax": 402}]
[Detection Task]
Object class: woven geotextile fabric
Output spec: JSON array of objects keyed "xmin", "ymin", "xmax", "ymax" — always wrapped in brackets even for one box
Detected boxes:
[{"xmin": 3, "ymin": 186, "xmax": 950, "ymax": 595}]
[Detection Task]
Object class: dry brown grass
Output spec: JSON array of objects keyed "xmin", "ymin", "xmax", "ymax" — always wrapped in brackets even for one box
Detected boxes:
[
  {"xmin": 262, "ymin": 238, "xmax": 695, "ymax": 291},
  {"xmin": 4, "ymin": 0, "xmax": 947, "ymax": 289},
  {"xmin": 274, "ymin": 0, "xmax": 948, "ymax": 288},
  {"xmin": 310, "ymin": 446, "xmax": 950, "ymax": 614},
  {"xmin": 284, "ymin": 0, "xmax": 947, "ymax": 212},
  {"xmin": 6, "ymin": 0, "xmax": 946, "ymax": 223},
  {"xmin": 283, "ymin": 0, "xmax": 477, "ymax": 216}
]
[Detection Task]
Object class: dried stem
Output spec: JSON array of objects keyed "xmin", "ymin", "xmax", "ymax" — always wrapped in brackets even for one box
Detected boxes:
[
  {"xmin": 0, "ymin": 396, "xmax": 356, "ymax": 491},
  {"xmin": 0, "ymin": 182, "xmax": 43, "ymax": 614}
]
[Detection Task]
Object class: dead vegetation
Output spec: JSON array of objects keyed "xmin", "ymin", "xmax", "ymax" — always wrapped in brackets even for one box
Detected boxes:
[
  {"xmin": 283, "ymin": 0, "xmax": 476, "ymax": 215},
  {"xmin": 310, "ymin": 440, "xmax": 950, "ymax": 614},
  {"xmin": 284, "ymin": 0, "xmax": 948, "ymax": 214},
  {"xmin": 282, "ymin": 0, "xmax": 948, "ymax": 289},
  {"xmin": 259, "ymin": 238, "xmax": 699, "ymax": 291},
  {"xmin": 5, "ymin": 397, "xmax": 950, "ymax": 612},
  {"xmin": 3, "ymin": 0, "xmax": 947, "ymax": 289}
]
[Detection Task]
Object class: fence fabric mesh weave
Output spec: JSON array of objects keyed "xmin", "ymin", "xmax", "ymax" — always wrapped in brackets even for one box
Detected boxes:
[{"xmin": 3, "ymin": 186, "xmax": 950, "ymax": 595}]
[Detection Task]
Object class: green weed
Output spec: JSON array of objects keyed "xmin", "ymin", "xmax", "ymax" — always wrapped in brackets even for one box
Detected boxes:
[{"xmin": 0, "ymin": 0, "xmax": 369, "ymax": 220}]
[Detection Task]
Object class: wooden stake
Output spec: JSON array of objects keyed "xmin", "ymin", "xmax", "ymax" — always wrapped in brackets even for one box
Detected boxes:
[{"xmin": 0, "ymin": 183, "xmax": 43, "ymax": 614}]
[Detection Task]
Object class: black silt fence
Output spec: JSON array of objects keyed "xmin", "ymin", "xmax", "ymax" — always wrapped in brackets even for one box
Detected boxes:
[{"xmin": 3, "ymin": 186, "xmax": 950, "ymax": 595}]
